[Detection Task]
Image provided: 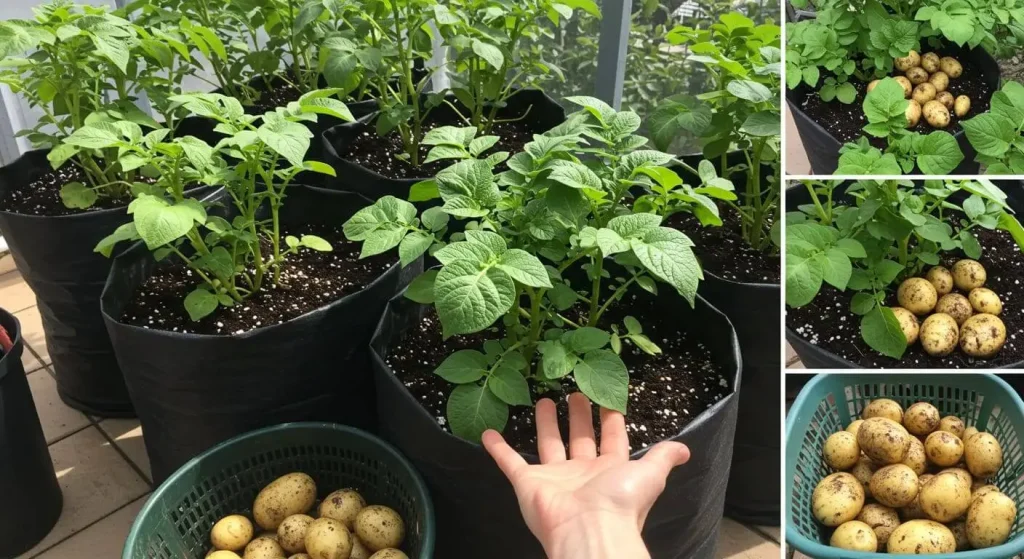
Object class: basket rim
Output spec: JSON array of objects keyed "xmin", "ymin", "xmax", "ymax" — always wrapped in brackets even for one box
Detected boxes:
[
  {"xmin": 785, "ymin": 373, "xmax": 1024, "ymax": 559},
  {"xmin": 122, "ymin": 421, "xmax": 435, "ymax": 559}
]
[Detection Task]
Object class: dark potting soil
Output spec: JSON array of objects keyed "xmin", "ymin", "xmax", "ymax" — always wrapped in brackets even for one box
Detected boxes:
[
  {"xmin": 0, "ymin": 164, "xmax": 131, "ymax": 216},
  {"xmin": 251, "ymin": 79, "xmax": 304, "ymax": 115},
  {"xmin": 119, "ymin": 224, "xmax": 394, "ymax": 335},
  {"xmin": 338, "ymin": 110, "xmax": 539, "ymax": 181},
  {"xmin": 787, "ymin": 227, "xmax": 1024, "ymax": 368},
  {"xmin": 796, "ymin": 53, "xmax": 993, "ymax": 145},
  {"xmin": 385, "ymin": 295, "xmax": 731, "ymax": 454},
  {"xmin": 666, "ymin": 210, "xmax": 780, "ymax": 284}
]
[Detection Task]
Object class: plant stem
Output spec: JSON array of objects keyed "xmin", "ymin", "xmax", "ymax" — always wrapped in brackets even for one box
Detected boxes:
[
  {"xmin": 523, "ymin": 288, "xmax": 545, "ymax": 376},
  {"xmin": 594, "ymin": 276, "xmax": 637, "ymax": 324},
  {"xmin": 588, "ymin": 256, "xmax": 604, "ymax": 325}
]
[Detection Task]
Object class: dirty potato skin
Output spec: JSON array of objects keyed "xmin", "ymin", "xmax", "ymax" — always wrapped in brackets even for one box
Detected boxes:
[
  {"xmin": 925, "ymin": 430, "xmax": 965, "ymax": 467},
  {"xmin": 852, "ymin": 456, "xmax": 879, "ymax": 499},
  {"xmin": 952, "ymin": 259, "xmax": 987, "ymax": 290},
  {"xmin": 830, "ymin": 520, "xmax": 878, "ymax": 551},
  {"xmin": 920, "ymin": 471, "xmax": 972, "ymax": 522},
  {"xmin": 936, "ymin": 91, "xmax": 955, "ymax": 109},
  {"xmin": 973, "ymin": 484, "xmax": 1001, "ymax": 502},
  {"xmin": 904, "ymin": 402, "xmax": 940, "ymax": 436},
  {"xmin": 926, "ymin": 266, "xmax": 954, "ymax": 295},
  {"xmin": 857, "ymin": 503, "xmax": 901, "ymax": 551},
  {"xmin": 888, "ymin": 520, "xmax": 956, "ymax": 553},
  {"xmin": 948, "ymin": 520, "xmax": 970, "ymax": 550},
  {"xmin": 959, "ymin": 313, "xmax": 1007, "ymax": 358},
  {"xmin": 253, "ymin": 473, "xmax": 317, "ymax": 531},
  {"xmin": 895, "ymin": 50, "xmax": 921, "ymax": 71},
  {"xmin": 901, "ymin": 474, "xmax": 933, "ymax": 521},
  {"xmin": 863, "ymin": 399, "xmax": 904, "ymax": 423},
  {"xmin": 912, "ymin": 82, "xmax": 937, "ymax": 105},
  {"xmin": 906, "ymin": 66, "xmax": 930, "ymax": 85},
  {"xmin": 940, "ymin": 56, "xmax": 963, "ymax": 78},
  {"xmin": 304, "ymin": 518, "xmax": 352, "ymax": 559},
  {"xmin": 318, "ymin": 489, "xmax": 367, "ymax": 529},
  {"xmin": 212, "ymin": 515, "xmax": 255, "ymax": 552},
  {"xmin": 905, "ymin": 99, "xmax": 922, "ymax": 127},
  {"xmin": 243, "ymin": 536, "xmax": 286, "ymax": 559},
  {"xmin": 858, "ymin": 417, "xmax": 912, "ymax": 465},
  {"xmin": 208, "ymin": 552, "xmax": 243, "ymax": 559},
  {"xmin": 847, "ymin": 419, "xmax": 865, "ymax": 438},
  {"xmin": 894, "ymin": 76, "xmax": 913, "ymax": 98},
  {"xmin": 954, "ymin": 95, "xmax": 971, "ymax": 117},
  {"xmin": 903, "ymin": 437, "xmax": 928, "ymax": 476},
  {"xmin": 354, "ymin": 506, "xmax": 406, "ymax": 551},
  {"xmin": 935, "ymin": 293, "xmax": 973, "ymax": 326},
  {"xmin": 277, "ymin": 515, "xmax": 315, "ymax": 554},
  {"xmin": 964, "ymin": 426, "xmax": 979, "ymax": 441},
  {"xmin": 965, "ymin": 432, "xmax": 1004, "ymax": 479},
  {"xmin": 897, "ymin": 278, "xmax": 938, "ymax": 315},
  {"xmin": 921, "ymin": 52, "xmax": 941, "ymax": 73},
  {"xmin": 967, "ymin": 492, "xmax": 1017, "ymax": 548},
  {"xmin": 367, "ymin": 551, "xmax": 409, "ymax": 559},
  {"xmin": 823, "ymin": 431, "xmax": 861, "ymax": 470},
  {"xmin": 929, "ymin": 71, "xmax": 949, "ymax": 92},
  {"xmin": 891, "ymin": 307, "xmax": 920, "ymax": 345},
  {"xmin": 939, "ymin": 467, "xmax": 973, "ymax": 489},
  {"xmin": 920, "ymin": 313, "xmax": 959, "ymax": 356},
  {"xmin": 349, "ymin": 536, "xmax": 372, "ymax": 559},
  {"xmin": 968, "ymin": 288, "xmax": 1003, "ymax": 315},
  {"xmin": 923, "ymin": 99, "xmax": 951, "ymax": 127},
  {"xmin": 870, "ymin": 464, "xmax": 920, "ymax": 508},
  {"xmin": 938, "ymin": 416, "xmax": 966, "ymax": 439}
]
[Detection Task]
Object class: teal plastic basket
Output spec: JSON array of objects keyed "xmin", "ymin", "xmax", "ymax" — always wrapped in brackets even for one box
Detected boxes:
[
  {"xmin": 123, "ymin": 422, "xmax": 434, "ymax": 559},
  {"xmin": 786, "ymin": 374, "xmax": 1024, "ymax": 558}
]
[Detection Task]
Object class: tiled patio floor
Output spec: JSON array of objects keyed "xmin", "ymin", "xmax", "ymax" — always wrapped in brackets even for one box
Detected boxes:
[{"xmin": 1, "ymin": 251, "xmax": 780, "ymax": 558}]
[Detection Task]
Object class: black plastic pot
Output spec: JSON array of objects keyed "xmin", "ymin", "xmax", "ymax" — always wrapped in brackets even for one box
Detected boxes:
[
  {"xmin": 0, "ymin": 308, "xmax": 62, "ymax": 558},
  {"xmin": 100, "ymin": 185, "xmax": 421, "ymax": 483},
  {"xmin": 0, "ymin": 150, "xmax": 135, "ymax": 417},
  {"xmin": 786, "ymin": 43, "xmax": 999, "ymax": 175},
  {"xmin": 321, "ymin": 89, "xmax": 566, "ymax": 201},
  {"xmin": 370, "ymin": 290, "xmax": 742, "ymax": 559}
]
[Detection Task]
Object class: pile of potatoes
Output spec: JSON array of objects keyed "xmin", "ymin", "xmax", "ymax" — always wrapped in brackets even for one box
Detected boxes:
[
  {"xmin": 890, "ymin": 259, "xmax": 1008, "ymax": 358},
  {"xmin": 812, "ymin": 398, "xmax": 1015, "ymax": 553},
  {"xmin": 867, "ymin": 51, "xmax": 970, "ymax": 129},
  {"xmin": 205, "ymin": 473, "xmax": 409, "ymax": 559}
]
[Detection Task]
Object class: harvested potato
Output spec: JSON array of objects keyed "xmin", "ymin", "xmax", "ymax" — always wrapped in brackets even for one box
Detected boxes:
[
  {"xmin": 897, "ymin": 278, "xmax": 938, "ymax": 315},
  {"xmin": 830, "ymin": 520, "xmax": 878, "ymax": 551},
  {"xmin": 368, "ymin": 551, "xmax": 409, "ymax": 559},
  {"xmin": 923, "ymin": 99, "xmax": 951, "ymax": 127},
  {"xmin": 969, "ymin": 287, "xmax": 1003, "ymax": 315},
  {"xmin": 912, "ymin": 82, "xmax": 937, "ymax": 105},
  {"xmin": 852, "ymin": 456, "xmax": 879, "ymax": 498},
  {"xmin": 887, "ymin": 520, "xmax": 956, "ymax": 553},
  {"xmin": 304, "ymin": 518, "xmax": 352, "ymax": 559},
  {"xmin": 895, "ymin": 50, "xmax": 921, "ymax": 71},
  {"xmin": 965, "ymin": 432, "xmax": 1004, "ymax": 479},
  {"xmin": 973, "ymin": 484, "xmax": 1001, "ymax": 502},
  {"xmin": 858, "ymin": 417, "xmax": 912, "ymax": 464},
  {"xmin": 926, "ymin": 266, "xmax": 954, "ymax": 296},
  {"xmin": 906, "ymin": 66, "xmax": 930, "ymax": 85},
  {"xmin": 319, "ymin": 489, "xmax": 367, "ymax": 529},
  {"xmin": 901, "ymin": 474, "xmax": 933, "ymax": 521},
  {"xmin": 857, "ymin": 503, "xmax": 901, "ymax": 551},
  {"xmin": 903, "ymin": 437, "xmax": 928, "ymax": 476},
  {"xmin": 939, "ymin": 467, "xmax": 973, "ymax": 489},
  {"xmin": 891, "ymin": 307, "xmax": 920, "ymax": 345},
  {"xmin": 948, "ymin": 520, "xmax": 970, "ymax": 551},
  {"xmin": 960, "ymin": 314, "xmax": 1007, "ymax": 358},
  {"xmin": 349, "ymin": 536, "xmax": 372, "ymax": 559},
  {"xmin": 905, "ymin": 99, "xmax": 922, "ymax": 127},
  {"xmin": 209, "ymin": 553, "xmax": 243, "ymax": 559},
  {"xmin": 904, "ymin": 402, "xmax": 940, "ymax": 436},
  {"xmin": 929, "ymin": 71, "xmax": 949, "ymax": 92},
  {"xmin": 212, "ymin": 515, "xmax": 255, "ymax": 552},
  {"xmin": 288, "ymin": 555, "xmax": 311, "ymax": 559},
  {"xmin": 277, "ymin": 515, "xmax": 314, "ymax": 555},
  {"xmin": 925, "ymin": 430, "xmax": 965, "ymax": 467},
  {"xmin": 953, "ymin": 259, "xmax": 987, "ymax": 290},
  {"xmin": 824, "ymin": 431, "xmax": 860, "ymax": 471},
  {"xmin": 354, "ymin": 506, "xmax": 406, "ymax": 552},
  {"xmin": 863, "ymin": 399, "xmax": 904, "ymax": 423},
  {"xmin": 894, "ymin": 76, "xmax": 913, "ymax": 98},
  {"xmin": 936, "ymin": 293, "xmax": 973, "ymax": 326},
  {"xmin": 964, "ymin": 426, "xmax": 980, "ymax": 441},
  {"xmin": 253, "ymin": 473, "xmax": 317, "ymax": 531},
  {"xmin": 938, "ymin": 416, "xmax": 966, "ymax": 439},
  {"xmin": 937, "ymin": 91, "xmax": 955, "ymax": 109},
  {"xmin": 967, "ymin": 492, "xmax": 1017, "ymax": 548},
  {"xmin": 941, "ymin": 56, "xmax": 963, "ymax": 78},
  {"xmin": 847, "ymin": 419, "xmax": 865, "ymax": 438},
  {"xmin": 243, "ymin": 537, "xmax": 286, "ymax": 559},
  {"xmin": 871, "ymin": 464, "xmax": 920, "ymax": 508},
  {"xmin": 867, "ymin": 79, "xmax": 880, "ymax": 93},
  {"xmin": 921, "ymin": 52, "xmax": 941, "ymax": 73},
  {"xmin": 920, "ymin": 472, "xmax": 972, "ymax": 522},
  {"xmin": 955, "ymin": 95, "xmax": 971, "ymax": 117},
  {"xmin": 920, "ymin": 313, "xmax": 959, "ymax": 356}
]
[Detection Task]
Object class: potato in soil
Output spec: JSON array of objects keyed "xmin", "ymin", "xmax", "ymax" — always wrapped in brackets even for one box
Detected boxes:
[
  {"xmin": 926, "ymin": 266, "xmax": 954, "ymax": 295},
  {"xmin": 936, "ymin": 293, "xmax": 972, "ymax": 326},
  {"xmin": 892, "ymin": 307, "xmax": 920, "ymax": 345},
  {"xmin": 959, "ymin": 314, "xmax": 1006, "ymax": 358},
  {"xmin": 952, "ymin": 259, "xmax": 987, "ymax": 290},
  {"xmin": 897, "ymin": 278, "xmax": 938, "ymax": 315},
  {"xmin": 969, "ymin": 288, "xmax": 1002, "ymax": 315},
  {"xmin": 920, "ymin": 313, "xmax": 959, "ymax": 356}
]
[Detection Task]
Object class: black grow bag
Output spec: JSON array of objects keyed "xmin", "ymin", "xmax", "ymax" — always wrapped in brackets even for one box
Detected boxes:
[
  {"xmin": 0, "ymin": 307, "xmax": 62, "ymax": 557},
  {"xmin": 787, "ymin": 43, "xmax": 998, "ymax": 175},
  {"xmin": 321, "ymin": 89, "xmax": 566, "ymax": 201},
  {"xmin": 785, "ymin": 182, "xmax": 1024, "ymax": 368},
  {"xmin": 0, "ymin": 150, "xmax": 136, "ymax": 417},
  {"xmin": 100, "ymin": 185, "xmax": 421, "ymax": 483},
  {"xmin": 370, "ymin": 290, "xmax": 742, "ymax": 559}
]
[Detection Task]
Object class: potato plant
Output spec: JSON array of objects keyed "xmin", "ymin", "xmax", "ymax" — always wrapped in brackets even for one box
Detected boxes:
[
  {"xmin": 785, "ymin": 179, "xmax": 1024, "ymax": 359},
  {"xmin": 345, "ymin": 98, "xmax": 708, "ymax": 441}
]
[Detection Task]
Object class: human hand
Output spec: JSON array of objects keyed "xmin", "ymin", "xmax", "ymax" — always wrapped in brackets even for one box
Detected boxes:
[{"xmin": 482, "ymin": 392, "xmax": 691, "ymax": 559}]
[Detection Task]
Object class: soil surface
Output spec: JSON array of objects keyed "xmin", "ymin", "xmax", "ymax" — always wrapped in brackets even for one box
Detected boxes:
[
  {"xmin": 120, "ymin": 224, "xmax": 394, "ymax": 335},
  {"xmin": 336, "ymin": 107, "xmax": 541, "ymax": 181},
  {"xmin": 250, "ymin": 76, "xmax": 304, "ymax": 114},
  {"xmin": 385, "ymin": 294, "xmax": 732, "ymax": 454},
  {"xmin": 787, "ymin": 227, "xmax": 1024, "ymax": 368},
  {"xmin": 795, "ymin": 49, "xmax": 993, "ymax": 145},
  {"xmin": 667, "ymin": 209, "xmax": 780, "ymax": 283},
  {"xmin": 0, "ymin": 164, "xmax": 131, "ymax": 216}
]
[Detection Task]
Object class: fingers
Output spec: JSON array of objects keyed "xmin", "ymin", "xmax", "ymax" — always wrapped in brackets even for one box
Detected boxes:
[
  {"xmin": 536, "ymin": 398, "xmax": 566, "ymax": 463},
  {"xmin": 599, "ymin": 407, "xmax": 630, "ymax": 459},
  {"xmin": 638, "ymin": 441, "xmax": 691, "ymax": 476},
  {"xmin": 482, "ymin": 429, "xmax": 527, "ymax": 480},
  {"xmin": 568, "ymin": 392, "xmax": 597, "ymax": 459}
]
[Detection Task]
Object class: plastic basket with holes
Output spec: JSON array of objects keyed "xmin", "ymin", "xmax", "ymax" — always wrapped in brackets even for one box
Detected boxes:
[
  {"xmin": 122, "ymin": 422, "xmax": 434, "ymax": 559},
  {"xmin": 786, "ymin": 373, "xmax": 1024, "ymax": 558}
]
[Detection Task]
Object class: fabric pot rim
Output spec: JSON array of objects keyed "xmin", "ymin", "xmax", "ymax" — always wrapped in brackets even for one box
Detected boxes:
[{"xmin": 370, "ymin": 290, "xmax": 743, "ymax": 461}]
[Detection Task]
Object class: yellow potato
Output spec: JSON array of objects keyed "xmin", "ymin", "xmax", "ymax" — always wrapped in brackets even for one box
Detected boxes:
[
  {"xmin": 964, "ymin": 426, "xmax": 980, "ymax": 441},
  {"xmin": 973, "ymin": 484, "xmax": 1001, "ymax": 502},
  {"xmin": 937, "ymin": 91, "xmax": 955, "ymax": 109},
  {"xmin": 867, "ymin": 79, "xmax": 881, "ymax": 93},
  {"xmin": 920, "ymin": 313, "xmax": 959, "ymax": 356},
  {"xmin": 354, "ymin": 506, "xmax": 406, "ymax": 552},
  {"xmin": 830, "ymin": 520, "xmax": 878, "ymax": 551},
  {"xmin": 857, "ymin": 503, "xmax": 901, "ymax": 551},
  {"xmin": 969, "ymin": 287, "xmax": 1002, "ymax": 315},
  {"xmin": 870, "ymin": 464, "xmax": 920, "ymax": 508},
  {"xmin": 967, "ymin": 492, "xmax": 1017, "ymax": 548},
  {"xmin": 965, "ymin": 432, "xmax": 1003, "ymax": 479},
  {"xmin": 925, "ymin": 430, "xmax": 964, "ymax": 467},
  {"xmin": 212, "ymin": 515, "xmax": 255, "ymax": 552},
  {"xmin": 940, "ymin": 56, "xmax": 963, "ymax": 78},
  {"xmin": 897, "ymin": 278, "xmax": 938, "ymax": 315},
  {"xmin": 824, "ymin": 431, "xmax": 860, "ymax": 471},
  {"xmin": 926, "ymin": 266, "xmax": 954, "ymax": 295},
  {"xmin": 847, "ymin": 419, "xmax": 865, "ymax": 438},
  {"xmin": 887, "ymin": 520, "xmax": 956, "ymax": 553},
  {"xmin": 243, "ymin": 536, "xmax": 286, "ymax": 559},
  {"xmin": 863, "ymin": 399, "xmax": 904, "ymax": 423},
  {"xmin": 920, "ymin": 472, "xmax": 972, "ymax": 522},
  {"xmin": 288, "ymin": 555, "xmax": 312, "ymax": 559},
  {"xmin": 895, "ymin": 50, "xmax": 921, "ymax": 71},
  {"xmin": 953, "ymin": 259, "xmax": 986, "ymax": 290},
  {"xmin": 367, "ymin": 551, "xmax": 409, "ymax": 559},
  {"xmin": 929, "ymin": 71, "xmax": 949, "ymax": 92},
  {"xmin": 903, "ymin": 437, "xmax": 928, "ymax": 476},
  {"xmin": 304, "ymin": 518, "xmax": 352, "ymax": 559},
  {"xmin": 349, "ymin": 536, "xmax": 373, "ymax": 559},
  {"xmin": 939, "ymin": 467, "xmax": 973, "ymax": 489},
  {"xmin": 905, "ymin": 99, "xmax": 922, "ymax": 127},
  {"xmin": 948, "ymin": 520, "xmax": 970, "ymax": 551},
  {"xmin": 253, "ymin": 473, "xmax": 317, "ymax": 531},
  {"xmin": 901, "ymin": 474, "xmax": 934, "ymax": 521},
  {"xmin": 921, "ymin": 52, "xmax": 941, "ymax": 73},
  {"xmin": 960, "ymin": 314, "xmax": 1007, "ymax": 358},
  {"xmin": 277, "ymin": 515, "xmax": 314, "ymax": 555},
  {"xmin": 858, "ymin": 417, "xmax": 912, "ymax": 465},
  {"xmin": 319, "ymin": 489, "xmax": 367, "ymax": 529},
  {"xmin": 912, "ymin": 82, "xmax": 937, "ymax": 105},
  {"xmin": 936, "ymin": 293, "xmax": 973, "ymax": 326},
  {"xmin": 906, "ymin": 66, "xmax": 930, "ymax": 85},
  {"xmin": 903, "ymin": 402, "xmax": 940, "ymax": 436},
  {"xmin": 955, "ymin": 95, "xmax": 971, "ymax": 117},
  {"xmin": 852, "ymin": 456, "xmax": 879, "ymax": 499},
  {"xmin": 891, "ymin": 307, "xmax": 920, "ymax": 345},
  {"xmin": 894, "ymin": 76, "xmax": 913, "ymax": 98},
  {"xmin": 209, "ymin": 553, "xmax": 243, "ymax": 559},
  {"xmin": 938, "ymin": 416, "xmax": 966, "ymax": 439},
  {"xmin": 923, "ymin": 99, "xmax": 951, "ymax": 127}
]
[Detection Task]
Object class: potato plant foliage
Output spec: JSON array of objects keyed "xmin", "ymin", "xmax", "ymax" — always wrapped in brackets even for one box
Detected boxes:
[
  {"xmin": 345, "ymin": 98, "xmax": 709, "ymax": 441},
  {"xmin": 961, "ymin": 80, "xmax": 1024, "ymax": 173},
  {"xmin": 786, "ymin": 179, "xmax": 1024, "ymax": 359}
]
